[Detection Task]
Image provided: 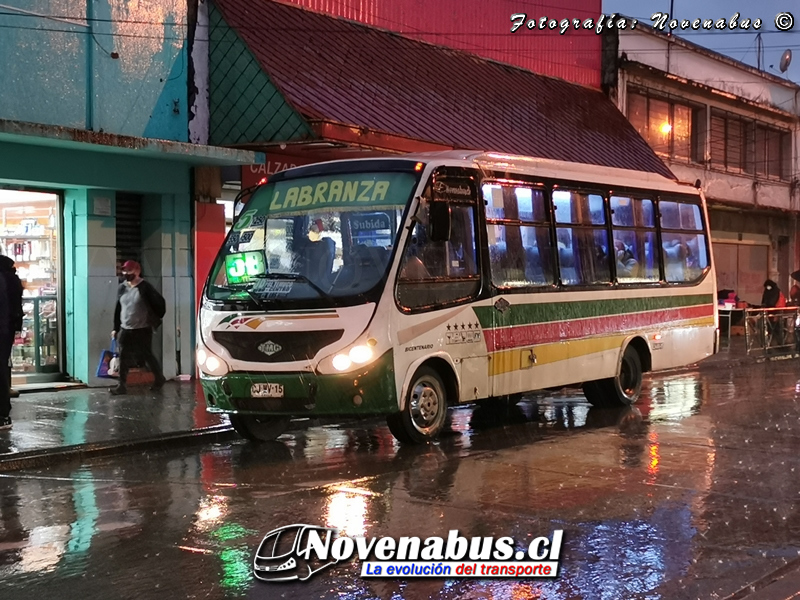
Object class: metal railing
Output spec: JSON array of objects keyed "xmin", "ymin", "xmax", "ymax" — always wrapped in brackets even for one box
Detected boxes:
[{"xmin": 744, "ymin": 307, "xmax": 800, "ymax": 358}]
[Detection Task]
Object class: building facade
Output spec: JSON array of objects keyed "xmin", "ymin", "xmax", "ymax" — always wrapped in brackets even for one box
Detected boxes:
[
  {"xmin": 0, "ymin": 1, "xmax": 259, "ymax": 386},
  {"xmin": 603, "ymin": 25, "xmax": 800, "ymax": 305}
]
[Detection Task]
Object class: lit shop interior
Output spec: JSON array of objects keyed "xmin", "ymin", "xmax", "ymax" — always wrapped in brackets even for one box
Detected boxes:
[{"xmin": 0, "ymin": 189, "xmax": 60, "ymax": 380}]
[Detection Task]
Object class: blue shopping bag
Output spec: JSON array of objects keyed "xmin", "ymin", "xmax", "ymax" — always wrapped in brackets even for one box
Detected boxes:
[{"xmin": 96, "ymin": 339, "xmax": 119, "ymax": 378}]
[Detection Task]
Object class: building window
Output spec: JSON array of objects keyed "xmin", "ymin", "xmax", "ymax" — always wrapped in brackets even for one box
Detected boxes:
[
  {"xmin": 628, "ymin": 91, "xmax": 699, "ymax": 162},
  {"xmin": 710, "ymin": 109, "xmax": 791, "ymax": 180}
]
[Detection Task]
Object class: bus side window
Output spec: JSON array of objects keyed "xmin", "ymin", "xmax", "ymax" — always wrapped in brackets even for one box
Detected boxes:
[
  {"xmin": 483, "ymin": 183, "xmax": 553, "ymax": 288},
  {"xmin": 659, "ymin": 199, "xmax": 709, "ymax": 283},
  {"xmin": 554, "ymin": 190, "xmax": 611, "ymax": 285},
  {"xmin": 610, "ymin": 196, "xmax": 658, "ymax": 283}
]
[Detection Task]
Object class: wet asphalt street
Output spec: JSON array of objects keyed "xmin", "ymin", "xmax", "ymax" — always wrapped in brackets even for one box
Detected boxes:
[{"xmin": 2, "ymin": 360, "xmax": 800, "ymax": 600}]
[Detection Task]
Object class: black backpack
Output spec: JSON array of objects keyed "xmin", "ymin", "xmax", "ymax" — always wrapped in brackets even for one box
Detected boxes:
[{"xmin": 140, "ymin": 281, "xmax": 166, "ymax": 329}]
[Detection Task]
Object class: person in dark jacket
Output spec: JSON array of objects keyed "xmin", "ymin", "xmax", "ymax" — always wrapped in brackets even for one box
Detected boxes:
[
  {"xmin": 0, "ymin": 256, "xmax": 22, "ymax": 429},
  {"xmin": 110, "ymin": 260, "xmax": 167, "ymax": 395},
  {"xmin": 0, "ymin": 257, "xmax": 23, "ymax": 402},
  {"xmin": 760, "ymin": 279, "xmax": 787, "ymax": 350},
  {"xmin": 761, "ymin": 279, "xmax": 786, "ymax": 308}
]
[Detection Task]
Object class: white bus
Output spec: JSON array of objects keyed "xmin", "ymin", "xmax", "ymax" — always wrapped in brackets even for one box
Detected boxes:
[{"xmin": 197, "ymin": 151, "xmax": 717, "ymax": 444}]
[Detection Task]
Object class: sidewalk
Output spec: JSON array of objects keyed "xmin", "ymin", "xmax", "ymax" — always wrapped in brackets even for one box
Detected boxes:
[
  {"xmin": 696, "ymin": 335, "xmax": 750, "ymax": 369},
  {"xmin": 0, "ymin": 380, "xmax": 234, "ymax": 471}
]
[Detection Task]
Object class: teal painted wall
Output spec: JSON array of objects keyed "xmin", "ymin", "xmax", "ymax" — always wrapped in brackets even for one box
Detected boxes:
[
  {"xmin": 0, "ymin": 140, "xmax": 190, "ymax": 194},
  {"xmin": 2, "ymin": 140, "xmax": 194, "ymax": 385},
  {"xmin": 0, "ymin": 0, "xmax": 188, "ymax": 141},
  {"xmin": 64, "ymin": 189, "xmax": 117, "ymax": 383},
  {"xmin": 208, "ymin": 2, "xmax": 314, "ymax": 146}
]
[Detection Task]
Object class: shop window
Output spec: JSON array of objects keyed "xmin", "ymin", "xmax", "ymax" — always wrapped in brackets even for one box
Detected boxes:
[
  {"xmin": 1, "ymin": 190, "xmax": 60, "ymax": 375},
  {"xmin": 554, "ymin": 190, "xmax": 610, "ymax": 285},
  {"xmin": 610, "ymin": 197, "xmax": 659, "ymax": 283},
  {"xmin": 483, "ymin": 183, "xmax": 554, "ymax": 288},
  {"xmin": 396, "ymin": 184, "xmax": 480, "ymax": 310}
]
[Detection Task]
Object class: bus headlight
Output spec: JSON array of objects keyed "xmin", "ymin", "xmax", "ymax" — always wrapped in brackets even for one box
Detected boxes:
[
  {"xmin": 332, "ymin": 354, "xmax": 352, "ymax": 371},
  {"xmin": 348, "ymin": 345, "xmax": 373, "ymax": 364},
  {"xmin": 197, "ymin": 346, "xmax": 229, "ymax": 377},
  {"xmin": 331, "ymin": 342, "xmax": 376, "ymax": 372}
]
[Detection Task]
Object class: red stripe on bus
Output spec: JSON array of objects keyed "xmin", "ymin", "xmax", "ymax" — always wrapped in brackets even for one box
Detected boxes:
[{"xmin": 484, "ymin": 304, "xmax": 715, "ymax": 352}]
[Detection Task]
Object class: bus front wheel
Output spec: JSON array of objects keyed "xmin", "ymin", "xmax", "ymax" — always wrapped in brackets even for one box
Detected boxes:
[
  {"xmin": 582, "ymin": 345, "xmax": 643, "ymax": 408},
  {"xmin": 387, "ymin": 366, "xmax": 449, "ymax": 444},
  {"xmin": 229, "ymin": 414, "xmax": 290, "ymax": 442}
]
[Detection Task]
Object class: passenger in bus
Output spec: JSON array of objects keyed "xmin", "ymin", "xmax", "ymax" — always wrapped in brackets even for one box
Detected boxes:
[
  {"xmin": 663, "ymin": 238, "xmax": 689, "ymax": 280},
  {"xmin": 295, "ymin": 235, "xmax": 335, "ymax": 287},
  {"xmin": 614, "ymin": 239, "xmax": 639, "ymax": 278}
]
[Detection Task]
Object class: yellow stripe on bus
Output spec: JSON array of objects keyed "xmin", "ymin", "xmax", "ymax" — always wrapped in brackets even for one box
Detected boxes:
[
  {"xmin": 487, "ymin": 317, "xmax": 716, "ymax": 377},
  {"xmin": 489, "ymin": 336, "xmax": 626, "ymax": 376}
]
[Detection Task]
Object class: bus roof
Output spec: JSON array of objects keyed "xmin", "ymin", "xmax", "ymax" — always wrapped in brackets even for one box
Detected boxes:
[{"xmin": 280, "ymin": 150, "xmax": 700, "ymax": 198}]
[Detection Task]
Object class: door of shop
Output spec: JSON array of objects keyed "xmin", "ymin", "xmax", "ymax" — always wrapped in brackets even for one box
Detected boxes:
[{"xmin": 713, "ymin": 242, "xmax": 769, "ymax": 306}]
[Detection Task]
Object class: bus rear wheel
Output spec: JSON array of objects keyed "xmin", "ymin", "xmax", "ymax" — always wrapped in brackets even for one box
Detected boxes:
[
  {"xmin": 582, "ymin": 345, "xmax": 643, "ymax": 408},
  {"xmin": 229, "ymin": 414, "xmax": 290, "ymax": 442},
  {"xmin": 387, "ymin": 366, "xmax": 449, "ymax": 444}
]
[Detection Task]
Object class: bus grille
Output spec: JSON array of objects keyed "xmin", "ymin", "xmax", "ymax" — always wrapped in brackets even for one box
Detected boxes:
[{"xmin": 212, "ymin": 330, "xmax": 345, "ymax": 363}]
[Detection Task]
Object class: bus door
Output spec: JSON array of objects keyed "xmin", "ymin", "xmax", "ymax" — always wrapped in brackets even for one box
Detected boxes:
[
  {"xmin": 482, "ymin": 181, "xmax": 557, "ymax": 397},
  {"xmin": 395, "ymin": 167, "xmax": 487, "ymax": 401}
]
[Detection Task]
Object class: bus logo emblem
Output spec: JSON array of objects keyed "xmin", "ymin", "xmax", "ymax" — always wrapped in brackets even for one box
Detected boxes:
[{"xmin": 259, "ymin": 341, "xmax": 282, "ymax": 356}]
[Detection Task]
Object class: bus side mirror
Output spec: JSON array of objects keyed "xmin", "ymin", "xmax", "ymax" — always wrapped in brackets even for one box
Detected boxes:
[{"xmin": 429, "ymin": 202, "xmax": 451, "ymax": 242}]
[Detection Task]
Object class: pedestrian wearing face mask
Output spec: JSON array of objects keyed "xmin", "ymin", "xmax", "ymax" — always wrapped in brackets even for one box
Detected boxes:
[{"xmin": 110, "ymin": 260, "xmax": 167, "ymax": 395}]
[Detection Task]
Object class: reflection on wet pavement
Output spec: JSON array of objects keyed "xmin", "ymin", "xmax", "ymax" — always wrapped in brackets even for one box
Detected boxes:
[
  {"xmin": 0, "ymin": 382, "xmax": 226, "ymax": 456},
  {"xmin": 2, "ymin": 362, "xmax": 800, "ymax": 599}
]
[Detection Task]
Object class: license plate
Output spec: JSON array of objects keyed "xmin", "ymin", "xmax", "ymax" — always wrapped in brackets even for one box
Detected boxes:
[{"xmin": 251, "ymin": 383, "xmax": 284, "ymax": 398}]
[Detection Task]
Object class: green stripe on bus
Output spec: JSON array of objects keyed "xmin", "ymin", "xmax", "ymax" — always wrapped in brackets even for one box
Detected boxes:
[{"xmin": 473, "ymin": 294, "xmax": 714, "ymax": 329}]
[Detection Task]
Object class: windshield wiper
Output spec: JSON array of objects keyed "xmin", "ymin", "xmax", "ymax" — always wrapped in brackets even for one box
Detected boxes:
[{"xmin": 255, "ymin": 273, "xmax": 334, "ymax": 301}]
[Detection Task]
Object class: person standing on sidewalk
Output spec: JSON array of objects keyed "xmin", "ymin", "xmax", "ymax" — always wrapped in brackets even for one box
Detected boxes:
[
  {"xmin": 0, "ymin": 257, "xmax": 23, "ymax": 400},
  {"xmin": 0, "ymin": 264, "xmax": 13, "ymax": 429},
  {"xmin": 110, "ymin": 260, "xmax": 167, "ymax": 395}
]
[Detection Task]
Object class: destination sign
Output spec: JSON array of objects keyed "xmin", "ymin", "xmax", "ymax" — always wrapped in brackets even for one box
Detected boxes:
[{"xmin": 247, "ymin": 172, "xmax": 417, "ymax": 216}]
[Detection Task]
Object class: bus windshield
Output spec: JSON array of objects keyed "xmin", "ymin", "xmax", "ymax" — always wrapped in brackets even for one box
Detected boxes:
[{"xmin": 206, "ymin": 170, "xmax": 419, "ymax": 307}]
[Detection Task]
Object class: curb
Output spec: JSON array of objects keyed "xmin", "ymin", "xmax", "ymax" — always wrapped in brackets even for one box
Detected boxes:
[{"xmin": 0, "ymin": 424, "xmax": 237, "ymax": 472}]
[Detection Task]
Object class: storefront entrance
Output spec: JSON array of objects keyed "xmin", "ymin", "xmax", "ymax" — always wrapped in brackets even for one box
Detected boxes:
[
  {"xmin": 713, "ymin": 241, "xmax": 769, "ymax": 306},
  {"xmin": 0, "ymin": 189, "xmax": 62, "ymax": 381}
]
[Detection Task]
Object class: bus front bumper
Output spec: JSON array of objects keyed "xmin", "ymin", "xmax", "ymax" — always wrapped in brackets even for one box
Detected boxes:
[{"xmin": 199, "ymin": 350, "xmax": 397, "ymax": 416}]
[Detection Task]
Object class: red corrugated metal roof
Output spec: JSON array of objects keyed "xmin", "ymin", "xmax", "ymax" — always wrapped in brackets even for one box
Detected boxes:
[{"xmin": 213, "ymin": 0, "xmax": 675, "ymax": 179}]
